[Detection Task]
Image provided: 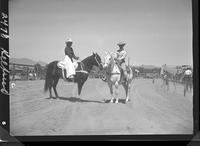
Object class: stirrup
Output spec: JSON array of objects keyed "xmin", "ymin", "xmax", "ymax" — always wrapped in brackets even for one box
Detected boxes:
[
  {"xmin": 62, "ymin": 68, "xmax": 68, "ymax": 80},
  {"xmin": 63, "ymin": 78, "xmax": 68, "ymax": 82},
  {"xmin": 67, "ymin": 77, "xmax": 74, "ymax": 82}
]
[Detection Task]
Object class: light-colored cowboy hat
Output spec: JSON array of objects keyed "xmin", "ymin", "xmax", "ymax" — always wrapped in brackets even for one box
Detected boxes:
[
  {"xmin": 66, "ymin": 38, "xmax": 73, "ymax": 43},
  {"xmin": 117, "ymin": 42, "xmax": 126, "ymax": 46}
]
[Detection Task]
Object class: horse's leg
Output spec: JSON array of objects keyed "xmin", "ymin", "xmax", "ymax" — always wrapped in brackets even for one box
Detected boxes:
[
  {"xmin": 165, "ymin": 80, "xmax": 168, "ymax": 91},
  {"xmin": 173, "ymin": 81, "xmax": 176, "ymax": 92},
  {"xmin": 77, "ymin": 80, "xmax": 85, "ymax": 97},
  {"xmin": 77, "ymin": 81, "xmax": 82, "ymax": 97},
  {"xmin": 186, "ymin": 84, "xmax": 188, "ymax": 94},
  {"xmin": 122, "ymin": 82, "xmax": 127, "ymax": 98},
  {"xmin": 167, "ymin": 80, "xmax": 169, "ymax": 91},
  {"xmin": 186, "ymin": 82, "xmax": 189, "ymax": 95},
  {"xmin": 189, "ymin": 82, "xmax": 192, "ymax": 92},
  {"xmin": 53, "ymin": 77, "xmax": 59, "ymax": 98},
  {"xmin": 184, "ymin": 81, "xmax": 189, "ymax": 96},
  {"xmin": 161, "ymin": 79, "xmax": 164, "ymax": 88},
  {"xmin": 184, "ymin": 83, "xmax": 186, "ymax": 97},
  {"xmin": 163, "ymin": 79, "xmax": 166, "ymax": 90},
  {"xmin": 114, "ymin": 82, "xmax": 119, "ymax": 104},
  {"xmin": 108, "ymin": 83, "xmax": 114, "ymax": 103},
  {"xmin": 122, "ymin": 82, "xmax": 128, "ymax": 103},
  {"xmin": 125, "ymin": 82, "xmax": 131, "ymax": 103},
  {"xmin": 49, "ymin": 80, "xmax": 53, "ymax": 98}
]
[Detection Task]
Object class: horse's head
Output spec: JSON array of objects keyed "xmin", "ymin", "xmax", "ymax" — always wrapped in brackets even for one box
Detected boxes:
[
  {"xmin": 103, "ymin": 52, "xmax": 115, "ymax": 68},
  {"xmin": 91, "ymin": 52, "xmax": 103, "ymax": 70}
]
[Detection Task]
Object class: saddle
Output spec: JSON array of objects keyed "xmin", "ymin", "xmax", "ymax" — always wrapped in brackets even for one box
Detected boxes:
[{"xmin": 57, "ymin": 61, "xmax": 78, "ymax": 80}]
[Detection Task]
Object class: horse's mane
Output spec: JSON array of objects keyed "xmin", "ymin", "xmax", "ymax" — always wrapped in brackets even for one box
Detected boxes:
[{"xmin": 82, "ymin": 54, "xmax": 93, "ymax": 63}]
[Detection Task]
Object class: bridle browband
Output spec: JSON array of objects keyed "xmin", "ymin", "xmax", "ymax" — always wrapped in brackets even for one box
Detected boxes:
[{"xmin": 94, "ymin": 54, "xmax": 102, "ymax": 68}]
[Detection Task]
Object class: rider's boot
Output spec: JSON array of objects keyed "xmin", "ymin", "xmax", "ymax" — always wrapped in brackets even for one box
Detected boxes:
[
  {"xmin": 121, "ymin": 70, "xmax": 128, "ymax": 83},
  {"xmin": 63, "ymin": 69, "xmax": 68, "ymax": 81}
]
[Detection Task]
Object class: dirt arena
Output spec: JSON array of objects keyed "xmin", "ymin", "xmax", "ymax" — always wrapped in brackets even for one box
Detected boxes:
[{"xmin": 9, "ymin": 78, "xmax": 193, "ymax": 136}]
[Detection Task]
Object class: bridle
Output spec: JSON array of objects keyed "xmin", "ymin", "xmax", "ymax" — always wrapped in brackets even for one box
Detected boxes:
[
  {"xmin": 103, "ymin": 54, "xmax": 112, "ymax": 67},
  {"xmin": 94, "ymin": 54, "xmax": 102, "ymax": 68},
  {"xmin": 75, "ymin": 54, "xmax": 102, "ymax": 74},
  {"xmin": 75, "ymin": 62, "xmax": 89, "ymax": 74},
  {"xmin": 104, "ymin": 54, "xmax": 121, "ymax": 75}
]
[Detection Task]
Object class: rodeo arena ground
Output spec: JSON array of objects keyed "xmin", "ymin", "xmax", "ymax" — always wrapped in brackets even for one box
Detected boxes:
[{"xmin": 9, "ymin": 62, "xmax": 193, "ymax": 135}]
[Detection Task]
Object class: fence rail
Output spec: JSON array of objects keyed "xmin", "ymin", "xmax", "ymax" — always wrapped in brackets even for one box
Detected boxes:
[{"xmin": 9, "ymin": 62, "xmax": 46, "ymax": 81}]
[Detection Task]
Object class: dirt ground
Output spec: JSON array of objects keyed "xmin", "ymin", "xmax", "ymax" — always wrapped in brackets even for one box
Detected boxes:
[{"xmin": 9, "ymin": 78, "xmax": 193, "ymax": 136}]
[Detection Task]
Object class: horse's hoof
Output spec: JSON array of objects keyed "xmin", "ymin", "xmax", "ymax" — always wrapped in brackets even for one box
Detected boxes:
[
  {"xmin": 115, "ymin": 100, "xmax": 119, "ymax": 104},
  {"xmin": 125, "ymin": 99, "xmax": 130, "ymax": 103},
  {"xmin": 110, "ymin": 100, "xmax": 113, "ymax": 103}
]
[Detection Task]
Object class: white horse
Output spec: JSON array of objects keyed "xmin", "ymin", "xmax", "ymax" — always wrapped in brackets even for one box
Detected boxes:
[{"xmin": 103, "ymin": 52, "xmax": 133, "ymax": 103}]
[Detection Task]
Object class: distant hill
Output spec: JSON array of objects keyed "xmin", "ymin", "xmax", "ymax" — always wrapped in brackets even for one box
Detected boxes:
[
  {"xmin": 161, "ymin": 65, "xmax": 180, "ymax": 74},
  {"xmin": 140, "ymin": 65, "xmax": 160, "ymax": 69},
  {"xmin": 36, "ymin": 61, "xmax": 47, "ymax": 66},
  {"xmin": 10, "ymin": 58, "xmax": 47, "ymax": 66}
]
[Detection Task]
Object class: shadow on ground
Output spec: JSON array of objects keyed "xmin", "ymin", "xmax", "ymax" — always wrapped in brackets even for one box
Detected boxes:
[
  {"xmin": 45, "ymin": 96, "xmax": 104, "ymax": 104},
  {"xmin": 45, "ymin": 97, "xmax": 128, "ymax": 104}
]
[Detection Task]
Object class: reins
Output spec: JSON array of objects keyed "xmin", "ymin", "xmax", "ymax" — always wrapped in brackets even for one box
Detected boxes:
[
  {"xmin": 75, "ymin": 55, "xmax": 101, "ymax": 74},
  {"xmin": 75, "ymin": 61, "xmax": 89, "ymax": 74}
]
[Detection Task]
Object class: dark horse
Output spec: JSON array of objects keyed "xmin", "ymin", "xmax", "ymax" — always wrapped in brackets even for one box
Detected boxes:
[{"xmin": 44, "ymin": 52, "xmax": 102, "ymax": 98}]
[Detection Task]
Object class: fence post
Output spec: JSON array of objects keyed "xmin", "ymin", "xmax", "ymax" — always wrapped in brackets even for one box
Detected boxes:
[{"xmin": 26, "ymin": 67, "xmax": 29, "ymax": 80}]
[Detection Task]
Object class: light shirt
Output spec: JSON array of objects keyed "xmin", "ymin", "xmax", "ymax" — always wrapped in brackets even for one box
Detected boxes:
[
  {"xmin": 184, "ymin": 69, "xmax": 192, "ymax": 75},
  {"xmin": 116, "ymin": 50, "xmax": 127, "ymax": 60}
]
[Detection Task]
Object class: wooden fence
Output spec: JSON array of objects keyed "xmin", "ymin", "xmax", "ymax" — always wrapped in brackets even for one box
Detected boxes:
[{"xmin": 9, "ymin": 63, "xmax": 46, "ymax": 81}]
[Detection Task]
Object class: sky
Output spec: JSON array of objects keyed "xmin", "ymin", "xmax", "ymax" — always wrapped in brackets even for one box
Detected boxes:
[{"xmin": 9, "ymin": 0, "xmax": 193, "ymax": 66}]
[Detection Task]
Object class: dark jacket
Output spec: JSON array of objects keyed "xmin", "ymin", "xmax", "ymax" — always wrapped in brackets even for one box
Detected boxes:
[{"xmin": 65, "ymin": 46, "xmax": 78, "ymax": 61}]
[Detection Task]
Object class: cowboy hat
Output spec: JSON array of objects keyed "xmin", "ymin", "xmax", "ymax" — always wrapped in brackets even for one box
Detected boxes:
[
  {"xmin": 117, "ymin": 42, "xmax": 126, "ymax": 46},
  {"xmin": 66, "ymin": 38, "xmax": 73, "ymax": 43}
]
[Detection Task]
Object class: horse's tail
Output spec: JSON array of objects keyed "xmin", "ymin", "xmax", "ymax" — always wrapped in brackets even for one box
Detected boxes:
[{"xmin": 44, "ymin": 62, "xmax": 54, "ymax": 92}]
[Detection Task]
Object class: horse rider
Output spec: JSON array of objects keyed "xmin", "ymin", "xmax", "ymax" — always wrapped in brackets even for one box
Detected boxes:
[
  {"xmin": 184, "ymin": 67, "xmax": 192, "ymax": 76},
  {"xmin": 63, "ymin": 38, "xmax": 79, "ymax": 81},
  {"xmin": 114, "ymin": 42, "xmax": 128, "ymax": 81}
]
